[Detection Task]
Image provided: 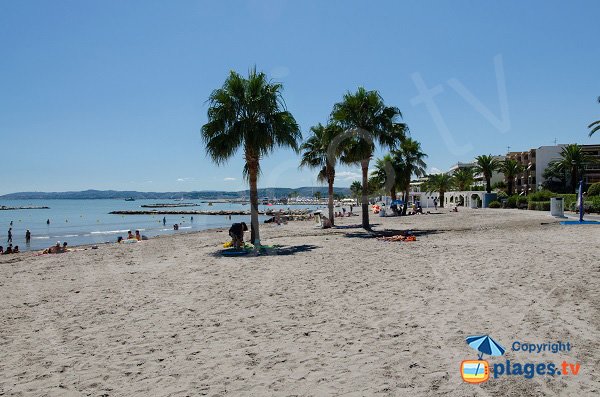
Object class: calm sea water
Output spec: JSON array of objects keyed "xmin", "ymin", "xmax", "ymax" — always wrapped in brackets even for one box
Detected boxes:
[{"xmin": 0, "ymin": 199, "xmax": 325, "ymax": 251}]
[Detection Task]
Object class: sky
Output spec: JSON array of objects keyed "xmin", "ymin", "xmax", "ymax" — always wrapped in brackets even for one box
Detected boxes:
[{"xmin": 1, "ymin": 0, "xmax": 599, "ymax": 195}]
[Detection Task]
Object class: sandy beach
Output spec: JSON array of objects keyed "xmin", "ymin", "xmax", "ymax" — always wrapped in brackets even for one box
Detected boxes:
[{"xmin": 0, "ymin": 209, "xmax": 598, "ymax": 396}]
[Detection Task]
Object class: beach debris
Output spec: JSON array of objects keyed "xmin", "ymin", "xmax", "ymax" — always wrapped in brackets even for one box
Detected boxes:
[{"xmin": 376, "ymin": 234, "xmax": 416, "ymax": 242}]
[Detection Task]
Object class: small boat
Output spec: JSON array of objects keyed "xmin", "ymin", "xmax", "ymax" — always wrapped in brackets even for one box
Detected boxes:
[{"xmin": 125, "ymin": 198, "xmax": 136, "ymax": 201}]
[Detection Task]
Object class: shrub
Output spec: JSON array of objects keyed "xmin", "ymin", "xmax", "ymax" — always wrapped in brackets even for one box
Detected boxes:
[
  {"xmin": 488, "ymin": 201, "xmax": 501, "ymax": 208},
  {"xmin": 506, "ymin": 195, "xmax": 528, "ymax": 208},
  {"xmin": 528, "ymin": 190, "xmax": 554, "ymax": 202},
  {"xmin": 568, "ymin": 196, "xmax": 600, "ymax": 213},
  {"xmin": 528, "ymin": 201, "xmax": 551, "ymax": 211},
  {"xmin": 557, "ymin": 194, "xmax": 577, "ymax": 210},
  {"xmin": 496, "ymin": 191, "xmax": 508, "ymax": 200},
  {"xmin": 587, "ymin": 182, "xmax": 600, "ymax": 197}
]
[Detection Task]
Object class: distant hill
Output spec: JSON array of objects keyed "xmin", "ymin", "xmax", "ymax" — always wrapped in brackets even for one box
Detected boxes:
[{"xmin": 0, "ymin": 187, "xmax": 351, "ymax": 200}]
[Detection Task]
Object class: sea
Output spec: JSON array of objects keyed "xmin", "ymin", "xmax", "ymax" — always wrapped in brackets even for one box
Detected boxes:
[{"xmin": 0, "ymin": 199, "xmax": 326, "ymax": 251}]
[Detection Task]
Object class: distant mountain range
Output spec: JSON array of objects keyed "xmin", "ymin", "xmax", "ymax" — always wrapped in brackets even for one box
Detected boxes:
[{"xmin": 0, "ymin": 187, "xmax": 351, "ymax": 200}]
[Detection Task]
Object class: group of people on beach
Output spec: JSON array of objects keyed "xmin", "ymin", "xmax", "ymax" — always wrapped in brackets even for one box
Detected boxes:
[
  {"xmin": 43, "ymin": 242, "xmax": 69, "ymax": 254},
  {"xmin": 1, "ymin": 244, "xmax": 19, "ymax": 254},
  {"xmin": 117, "ymin": 230, "xmax": 146, "ymax": 243}
]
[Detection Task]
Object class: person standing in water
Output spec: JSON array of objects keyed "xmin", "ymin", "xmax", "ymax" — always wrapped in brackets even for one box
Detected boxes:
[
  {"xmin": 162, "ymin": 217, "xmax": 166, "ymax": 226},
  {"xmin": 7, "ymin": 228, "xmax": 12, "ymax": 243},
  {"xmin": 47, "ymin": 219, "xmax": 50, "ymax": 225},
  {"xmin": 25, "ymin": 230, "xmax": 31, "ymax": 244}
]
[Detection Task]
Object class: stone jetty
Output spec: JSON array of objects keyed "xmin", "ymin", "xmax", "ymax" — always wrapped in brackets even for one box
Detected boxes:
[
  {"xmin": 109, "ymin": 209, "xmax": 312, "ymax": 217},
  {"xmin": 0, "ymin": 205, "xmax": 50, "ymax": 210},
  {"xmin": 140, "ymin": 203, "xmax": 199, "ymax": 208}
]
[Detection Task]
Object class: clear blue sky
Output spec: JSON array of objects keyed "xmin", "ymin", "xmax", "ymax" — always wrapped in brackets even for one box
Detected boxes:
[{"xmin": 1, "ymin": 0, "xmax": 599, "ymax": 195}]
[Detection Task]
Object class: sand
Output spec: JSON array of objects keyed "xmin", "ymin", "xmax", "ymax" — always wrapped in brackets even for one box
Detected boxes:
[{"xmin": 0, "ymin": 208, "xmax": 598, "ymax": 396}]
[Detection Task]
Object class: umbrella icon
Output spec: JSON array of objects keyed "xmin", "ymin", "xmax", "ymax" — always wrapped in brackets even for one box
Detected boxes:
[{"xmin": 466, "ymin": 335, "xmax": 505, "ymax": 377}]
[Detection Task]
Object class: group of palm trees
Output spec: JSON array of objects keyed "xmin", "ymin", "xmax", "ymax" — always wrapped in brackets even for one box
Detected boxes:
[
  {"xmin": 201, "ymin": 69, "xmax": 599, "ymax": 246},
  {"xmin": 416, "ymin": 155, "xmax": 522, "ymax": 207},
  {"xmin": 202, "ymin": 69, "xmax": 412, "ymax": 245}
]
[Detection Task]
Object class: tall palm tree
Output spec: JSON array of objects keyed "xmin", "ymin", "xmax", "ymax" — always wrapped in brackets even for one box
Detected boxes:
[
  {"xmin": 498, "ymin": 159, "xmax": 524, "ymax": 196},
  {"xmin": 300, "ymin": 122, "xmax": 343, "ymax": 225},
  {"xmin": 452, "ymin": 167, "xmax": 475, "ymax": 191},
  {"xmin": 588, "ymin": 97, "xmax": 600, "ymax": 137},
  {"xmin": 202, "ymin": 69, "xmax": 300, "ymax": 245},
  {"xmin": 394, "ymin": 138, "xmax": 427, "ymax": 215},
  {"xmin": 422, "ymin": 173, "xmax": 454, "ymax": 208},
  {"xmin": 332, "ymin": 87, "xmax": 404, "ymax": 230},
  {"xmin": 548, "ymin": 144, "xmax": 595, "ymax": 193},
  {"xmin": 474, "ymin": 155, "xmax": 500, "ymax": 193}
]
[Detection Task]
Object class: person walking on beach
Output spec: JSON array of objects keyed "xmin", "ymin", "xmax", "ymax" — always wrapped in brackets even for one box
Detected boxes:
[
  {"xmin": 433, "ymin": 197, "xmax": 438, "ymax": 211},
  {"xmin": 25, "ymin": 230, "xmax": 31, "ymax": 244},
  {"xmin": 7, "ymin": 228, "xmax": 12, "ymax": 243}
]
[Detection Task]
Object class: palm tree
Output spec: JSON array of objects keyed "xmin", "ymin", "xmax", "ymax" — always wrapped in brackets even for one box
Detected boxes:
[
  {"xmin": 588, "ymin": 97, "xmax": 600, "ymax": 137},
  {"xmin": 371, "ymin": 154, "xmax": 401, "ymax": 201},
  {"xmin": 332, "ymin": 87, "xmax": 404, "ymax": 230},
  {"xmin": 452, "ymin": 167, "xmax": 475, "ymax": 191},
  {"xmin": 300, "ymin": 122, "xmax": 343, "ymax": 225},
  {"xmin": 474, "ymin": 155, "xmax": 500, "ymax": 193},
  {"xmin": 548, "ymin": 144, "xmax": 595, "ymax": 193},
  {"xmin": 498, "ymin": 159, "xmax": 524, "ymax": 196},
  {"xmin": 393, "ymin": 138, "xmax": 427, "ymax": 215},
  {"xmin": 422, "ymin": 173, "xmax": 454, "ymax": 208},
  {"xmin": 350, "ymin": 181, "xmax": 362, "ymax": 203},
  {"xmin": 202, "ymin": 69, "xmax": 300, "ymax": 245}
]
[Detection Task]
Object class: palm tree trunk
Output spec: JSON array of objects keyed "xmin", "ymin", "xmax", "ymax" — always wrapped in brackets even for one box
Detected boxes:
[
  {"xmin": 571, "ymin": 167, "xmax": 577, "ymax": 194},
  {"xmin": 327, "ymin": 171, "xmax": 335, "ymax": 227},
  {"xmin": 248, "ymin": 159, "xmax": 260, "ymax": 246},
  {"xmin": 361, "ymin": 159, "xmax": 370, "ymax": 230},
  {"xmin": 508, "ymin": 179, "xmax": 513, "ymax": 196},
  {"xmin": 486, "ymin": 176, "xmax": 492, "ymax": 194},
  {"xmin": 390, "ymin": 187, "xmax": 397, "ymax": 201},
  {"xmin": 439, "ymin": 190, "xmax": 445, "ymax": 207}
]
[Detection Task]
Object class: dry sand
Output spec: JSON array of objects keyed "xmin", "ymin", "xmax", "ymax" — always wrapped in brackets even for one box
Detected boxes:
[{"xmin": 0, "ymin": 208, "xmax": 598, "ymax": 396}]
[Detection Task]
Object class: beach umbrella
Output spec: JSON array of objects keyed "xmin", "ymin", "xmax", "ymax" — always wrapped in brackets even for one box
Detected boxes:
[
  {"xmin": 466, "ymin": 335, "xmax": 505, "ymax": 359},
  {"xmin": 466, "ymin": 335, "xmax": 505, "ymax": 378}
]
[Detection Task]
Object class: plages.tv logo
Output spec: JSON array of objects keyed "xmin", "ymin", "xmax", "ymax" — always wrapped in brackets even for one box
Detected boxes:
[{"xmin": 460, "ymin": 335, "xmax": 505, "ymax": 384}]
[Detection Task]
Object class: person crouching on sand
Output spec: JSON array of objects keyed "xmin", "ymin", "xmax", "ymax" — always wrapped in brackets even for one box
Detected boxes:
[{"xmin": 229, "ymin": 222, "xmax": 248, "ymax": 249}]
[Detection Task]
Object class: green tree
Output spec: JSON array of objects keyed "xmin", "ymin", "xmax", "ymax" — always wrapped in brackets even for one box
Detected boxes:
[
  {"xmin": 350, "ymin": 181, "xmax": 362, "ymax": 203},
  {"xmin": 394, "ymin": 138, "xmax": 427, "ymax": 215},
  {"xmin": 474, "ymin": 155, "xmax": 500, "ymax": 193},
  {"xmin": 588, "ymin": 97, "xmax": 600, "ymax": 137},
  {"xmin": 313, "ymin": 191, "xmax": 322, "ymax": 200},
  {"xmin": 548, "ymin": 144, "xmax": 595, "ymax": 193},
  {"xmin": 422, "ymin": 173, "xmax": 454, "ymax": 208},
  {"xmin": 332, "ymin": 87, "xmax": 405, "ymax": 230},
  {"xmin": 498, "ymin": 159, "xmax": 524, "ymax": 196},
  {"xmin": 452, "ymin": 167, "xmax": 475, "ymax": 191},
  {"xmin": 201, "ymin": 69, "xmax": 300, "ymax": 245},
  {"xmin": 300, "ymin": 122, "xmax": 344, "ymax": 225},
  {"xmin": 371, "ymin": 154, "xmax": 401, "ymax": 201}
]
